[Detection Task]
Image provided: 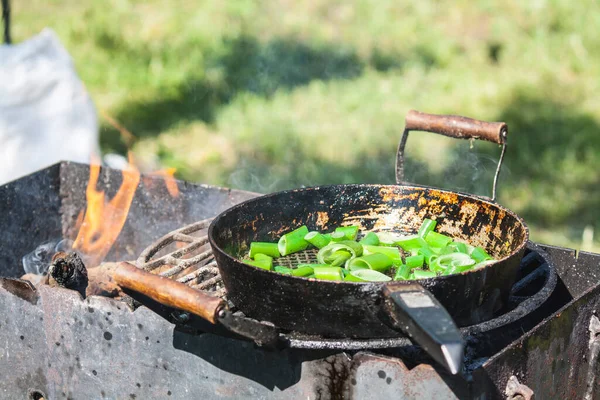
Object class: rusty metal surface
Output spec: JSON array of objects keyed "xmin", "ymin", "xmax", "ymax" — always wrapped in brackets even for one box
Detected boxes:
[
  {"xmin": 0, "ymin": 283, "xmax": 315, "ymax": 399},
  {"xmin": 480, "ymin": 248, "xmax": 600, "ymax": 399},
  {"xmin": 0, "ymin": 161, "xmax": 259, "ymax": 280}
]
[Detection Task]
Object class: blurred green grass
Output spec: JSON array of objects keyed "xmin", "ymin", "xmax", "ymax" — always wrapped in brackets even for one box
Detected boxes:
[{"xmin": 11, "ymin": 0, "xmax": 600, "ymax": 251}]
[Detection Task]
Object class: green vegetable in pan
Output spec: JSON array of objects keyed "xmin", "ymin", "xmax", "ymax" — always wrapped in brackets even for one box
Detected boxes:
[{"xmin": 244, "ymin": 220, "xmax": 496, "ymax": 282}]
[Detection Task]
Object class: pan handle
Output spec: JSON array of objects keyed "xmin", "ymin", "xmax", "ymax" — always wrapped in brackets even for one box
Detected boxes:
[
  {"xmin": 381, "ymin": 282, "xmax": 464, "ymax": 375},
  {"xmin": 395, "ymin": 109, "xmax": 508, "ymax": 201},
  {"xmin": 112, "ymin": 262, "xmax": 225, "ymax": 324}
]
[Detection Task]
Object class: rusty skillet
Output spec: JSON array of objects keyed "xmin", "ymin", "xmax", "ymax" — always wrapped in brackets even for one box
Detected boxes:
[{"xmin": 112, "ymin": 111, "xmax": 529, "ymax": 375}]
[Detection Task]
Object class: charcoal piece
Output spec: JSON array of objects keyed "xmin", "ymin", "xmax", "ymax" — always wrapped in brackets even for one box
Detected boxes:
[{"xmin": 48, "ymin": 251, "xmax": 88, "ymax": 297}]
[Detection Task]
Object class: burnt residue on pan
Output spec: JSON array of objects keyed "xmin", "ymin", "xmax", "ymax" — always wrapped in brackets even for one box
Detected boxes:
[{"xmin": 209, "ymin": 184, "xmax": 528, "ymax": 338}]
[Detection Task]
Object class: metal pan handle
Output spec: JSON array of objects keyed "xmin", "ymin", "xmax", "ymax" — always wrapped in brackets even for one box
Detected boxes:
[
  {"xmin": 395, "ymin": 109, "xmax": 508, "ymax": 201},
  {"xmin": 112, "ymin": 262, "xmax": 225, "ymax": 324},
  {"xmin": 381, "ymin": 282, "xmax": 464, "ymax": 375}
]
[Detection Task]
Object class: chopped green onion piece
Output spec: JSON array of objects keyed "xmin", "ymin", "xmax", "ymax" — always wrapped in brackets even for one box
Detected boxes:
[
  {"xmin": 274, "ymin": 266, "xmax": 292, "ymax": 274},
  {"xmin": 418, "ymin": 247, "xmax": 436, "ymax": 266},
  {"xmin": 394, "ymin": 264, "xmax": 411, "ymax": 280},
  {"xmin": 291, "ymin": 266, "xmax": 315, "ymax": 277},
  {"xmin": 418, "ymin": 218, "xmax": 437, "ymax": 238},
  {"xmin": 425, "ymin": 231, "xmax": 453, "ymax": 248},
  {"xmin": 330, "ymin": 231, "xmax": 346, "ymax": 242},
  {"xmin": 330, "ymin": 251, "xmax": 352, "ymax": 267},
  {"xmin": 438, "ymin": 245, "xmax": 458, "ymax": 255},
  {"xmin": 430, "ymin": 246, "xmax": 443, "ymax": 254},
  {"xmin": 359, "ymin": 232, "xmax": 380, "ymax": 246},
  {"xmin": 317, "ymin": 241, "xmax": 363, "ymax": 264},
  {"xmin": 244, "ymin": 259, "xmax": 272, "ymax": 270},
  {"xmin": 313, "ymin": 266, "xmax": 344, "ymax": 281},
  {"xmin": 345, "ymin": 269, "xmax": 392, "ymax": 282},
  {"xmin": 405, "ymin": 255, "xmax": 425, "ymax": 269},
  {"xmin": 443, "ymin": 263, "xmax": 474, "ymax": 276},
  {"xmin": 249, "ymin": 242, "xmax": 281, "ymax": 258},
  {"xmin": 362, "ymin": 245, "xmax": 401, "ymax": 261},
  {"xmin": 277, "ymin": 226, "xmax": 310, "ymax": 256},
  {"xmin": 254, "ymin": 253, "xmax": 273, "ymax": 261},
  {"xmin": 396, "ymin": 235, "xmax": 428, "ymax": 251},
  {"xmin": 304, "ymin": 231, "xmax": 331, "ymax": 249},
  {"xmin": 296, "ymin": 263, "xmax": 329, "ymax": 268},
  {"xmin": 413, "ymin": 269, "xmax": 437, "ymax": 279},
  {"xmin": 377, "ymin": 232, "xmax": 401, "ymax": 245},
  {"xmin": 452, "ymin": 241, "xmax": 468, "ymax": 254},
  {"xmin": 346, "ymin": 253, "xmax": 393, "ymax": 273},
  {"xmin": 473, "ymin": 259, "xmax": 497, "ymax": 269},
  {"xmin": 430, "ymin": 253, "xmax": 475, "ymax": 273},
  {"xmin": 335, "ymin": 226, "xmax": 360, "ymax": 241},
  {"xmin": 470, "ymin": 246, "xmax": 494, "ymax": 263}
]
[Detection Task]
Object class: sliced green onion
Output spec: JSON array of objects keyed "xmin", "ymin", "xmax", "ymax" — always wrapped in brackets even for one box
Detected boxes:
[
  {"xmin": 430, "ymin": 253, "xmax": 475, "ymax": 273},
  {"xmin": 405, "ymin": 255, "xmax": 425, "ymax": 269},
  {"xmin": 470, "ymin": 246, "xmax": 494, "ymax": 263},
  {"xmin": 418, "ymin": 247, "xmax": 436, "ymax": 265},
  {"xmin": 330, "ymin": 231, "xmax": 346, "ymax": 242},
  {"xmin": 244, "ymin": 258, "xmax": 272, "ymax": 270},
  {"xmin": 413, "ymin": 269, "xmax": 437, "ymax": 279},
  {"xmin": 274, "ymin": 265, "xmax": 292, "ymax": 274},
  {"xmin": 304, "ymin": 231, "xmax": 331, "ymax": 249},
  {"xmin": 473, "ymin": 259, "xmax": 497, "ymax": 269},
  {"xmin": 376, "ymin": 232, "xmax": 401, "ymax": 245},
  {"xmin": 317, "ymin": 241, "xmax": 363, "ymax": 264},
  {"xmin": 345, "ymin": 269, "xmax": 392, "ymax": 282},
  {"xmin": 278, "ymin": 226, "xmax": 310, "ymax": 256},
  {"xmin": 291, "ymin": 266, "xmax": 315, "ymax": 277},
  {"xmin": 330, "ymin": 250, "xmax": 352, "ymax": 267},
  {"xmin": 443, "ymin": 263, "xmax": 474, "ymax": 276},
  {"xmin": 335, "ymin": 226, "xmax": 359, "ymax": 241},
  {"xmin": 249, "ymin": 242, "xmax": 281, "ymax": 258},
  {"xmin": 296, "ymin": 263, "xmax": 329, "ymax": 268},
  {"xmin": 359, "ymin": 232, "xmax": 380, "ymax": 246},
  {"xmin": 254, "ymin": 253, "xmax": 273, "ymax": 262},
  {"xmin": 313, "ymin": 266, "xmax": 344, "ymax": 281},
  {"xmin": 396, "ymin": 235, "xmax": 428, "ymax": 251},
  {"xmin": 362, "ymin": 245, "xmax": 401, "ymax": 261},
  {"xmin": 425, "ymin": 231, "xmax": 453, "ymax": 248},
  {"xmin": 394, "ymin": 264, "xmax": 411, "ymax": 280},
  {"xmin": 418, "ymin": 218, "xmax": 437, "ymax": 238},
  {"xmin": 452, "ymin": 241, "xmax": 468, "ymax": 254},
  {"xmin": 346, "ymin": 253, "xmax": 393, "ymax": 273}
]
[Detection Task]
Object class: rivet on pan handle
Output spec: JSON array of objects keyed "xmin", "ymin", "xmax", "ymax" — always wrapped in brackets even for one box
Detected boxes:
[{"xmin": 395, "ymin": 110, "xmax": 508, "ymax": 202}]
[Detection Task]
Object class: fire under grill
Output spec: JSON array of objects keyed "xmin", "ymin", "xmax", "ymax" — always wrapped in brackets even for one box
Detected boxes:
[{"xmin": 1, "ymin": 161, "xmax": 600, "ymax": 399}]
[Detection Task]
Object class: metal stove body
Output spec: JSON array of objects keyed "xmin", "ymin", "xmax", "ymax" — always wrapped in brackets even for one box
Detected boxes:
[{"xmin": 1, "ymin": 162, "xmax": 599, "ymax": 400}]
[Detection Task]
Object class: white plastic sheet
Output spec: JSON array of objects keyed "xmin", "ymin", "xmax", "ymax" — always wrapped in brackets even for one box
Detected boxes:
[{"xmin": 0, "ymin": 28, "xmax": 99, "ymax": 185}]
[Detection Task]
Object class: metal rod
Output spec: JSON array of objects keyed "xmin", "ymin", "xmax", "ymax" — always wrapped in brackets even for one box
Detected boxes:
[{"xmin": 1, "ymin": 0, "xmax": 10, "ymax": 44}]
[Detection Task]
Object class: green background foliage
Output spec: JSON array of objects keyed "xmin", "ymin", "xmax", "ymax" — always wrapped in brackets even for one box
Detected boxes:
[{"xmin": 11, "ymin": 0, "xmax": 600, "ymax": 251}]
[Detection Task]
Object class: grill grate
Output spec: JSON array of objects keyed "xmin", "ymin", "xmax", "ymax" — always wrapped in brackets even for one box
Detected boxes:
[
  {"xmin": 276, "ymin": 249, "xmax": 319, "ymax": 268},
  {"xmin": 135, "ymin": 219, "xmax": 226, "ymax": 297}
]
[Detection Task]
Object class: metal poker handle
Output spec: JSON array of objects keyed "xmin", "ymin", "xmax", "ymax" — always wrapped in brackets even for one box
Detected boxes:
[
  {"xmin": 395, "ymin": 110, "xmax": 508, "ymax": 202},
  {"xmin": 112, "ymin": 262, "xmax": 225, "ymax": 324}
]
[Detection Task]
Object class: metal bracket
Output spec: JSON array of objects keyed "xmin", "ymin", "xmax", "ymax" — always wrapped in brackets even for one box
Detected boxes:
[
  {"xmin": 505, "ymin": 375, "xmax": 534, "ymax": 400},
  {"xmin": 395, "ymin": 126, "xmax": 507, "ymax": 202}
]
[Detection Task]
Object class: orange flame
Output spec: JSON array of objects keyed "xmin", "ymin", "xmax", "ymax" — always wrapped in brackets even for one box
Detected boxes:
[
  {"xmin": 73, "ymin": 153, "xmax": 141, "ymax": 267},
  {"xmin": 148, "ymin": 168, "xmax": 180, "ymax": 197}
]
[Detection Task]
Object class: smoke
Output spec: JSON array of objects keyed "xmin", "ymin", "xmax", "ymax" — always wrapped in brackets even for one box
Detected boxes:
[
  {"xmin": 402, "ymin": 139, "xmax": 510, "ymax": 199},
  {"xmin": 22, "ymin": 238, "xmax": 73, "ymax": 275},
  {"xmin": 227, "ymin": 159, "xmax": 284, "ymax": 194}
]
